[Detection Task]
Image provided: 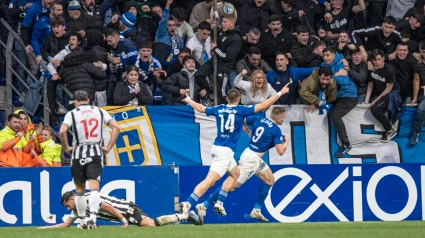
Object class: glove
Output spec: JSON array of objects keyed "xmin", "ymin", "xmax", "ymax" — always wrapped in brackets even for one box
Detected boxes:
[{"xmin": 319, "ymin": 103, "xmax": 329, "ymax": 115}]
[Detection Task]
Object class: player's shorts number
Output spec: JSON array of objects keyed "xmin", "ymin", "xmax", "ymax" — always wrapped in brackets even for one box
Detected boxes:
[
  {"xmin": 81, "ymin": 118, "xmax": 99, "ymax": 140},
  {"xmin": 219, "ymin": 114, "xmax": 235, "ymax": 133},
  {"xmin": 252, "ymin": 126, "xmax": 265, "ymax": 143}
]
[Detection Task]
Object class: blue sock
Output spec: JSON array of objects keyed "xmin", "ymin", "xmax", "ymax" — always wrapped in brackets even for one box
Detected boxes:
[
  {"xmin": 255, "ymin": 184, "xmax": 272, "ymax": 209},
  {"xmin": 187, "ymin": 193, "xmax": 199, "ymax": 208},
  {"xmin": 204, "ymin": 187, "xmax": 221, "ymax": 209},
  {"xmin": 217, "ymin": 189, "xmax": 228, "ymax": 203}
]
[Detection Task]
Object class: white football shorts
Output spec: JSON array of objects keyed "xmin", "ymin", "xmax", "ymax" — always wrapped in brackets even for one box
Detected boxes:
[
  {"xmin": 209, "ymin": 145, "xmax": 237, "ymax": 177},
  {"xmin": 237, "ymin": 148, "xmax": 269, "ymax": 185}
]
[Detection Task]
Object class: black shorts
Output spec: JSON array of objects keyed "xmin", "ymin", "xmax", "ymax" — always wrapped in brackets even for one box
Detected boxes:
[
  {"xmin": 126, "ymin": 204, "xmax": 149, "ymax": 226},
  {"xmin": 71, "ymin": 156, "xmax": 103, "ymax": 185}
]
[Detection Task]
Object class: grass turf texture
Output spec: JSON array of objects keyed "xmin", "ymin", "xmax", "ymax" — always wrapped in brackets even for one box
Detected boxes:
[{"xmin": 2, "ymin": 222, "xmax": 425, "ymax": 238}]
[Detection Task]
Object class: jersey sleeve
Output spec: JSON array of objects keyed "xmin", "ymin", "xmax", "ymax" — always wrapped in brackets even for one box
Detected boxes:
[
  {"xmin": 273, "ymin": 127, "xmax": 285, "ymax": 145},
  {"xmin": 241, "ymin": 105, "xmax": 255, "ymax": 117},
  {"xmin": 205, "ymin": 106, "xmax": 217, "ymax": 116},
  {"xmin": 69, "ymin": 210, "xmax": 78, "ymax": 219},
  {"xmin": 62, "ymin": 112, "xmax": 73, "ymax": 127},
  {"xmin": 245, "ymin": 115, "xmax": 257, "ymax": 126},
  {"xmin": 100, "ymin": 108, "xmax": 114, "ymax": 125}
]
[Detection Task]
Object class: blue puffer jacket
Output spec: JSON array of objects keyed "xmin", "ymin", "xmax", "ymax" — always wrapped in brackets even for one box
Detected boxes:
[
  {"xmin": 30, "ymin": 13, "xmax": 51, "ymax": 57},
  {"xmin": 322, "ymin": 52, "xmax": 357, "ymax": 98}
]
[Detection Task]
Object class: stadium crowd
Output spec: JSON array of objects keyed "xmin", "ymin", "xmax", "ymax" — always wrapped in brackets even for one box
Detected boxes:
[{"xmin": 1, "ymin": 0, "xmax": 425, "ymax": 167}]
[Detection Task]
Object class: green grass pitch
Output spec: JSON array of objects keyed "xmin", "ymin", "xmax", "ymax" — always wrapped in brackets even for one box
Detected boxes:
[{"xmin": 2, "ymin": 222, "xmax": 425, "ymax": 238}]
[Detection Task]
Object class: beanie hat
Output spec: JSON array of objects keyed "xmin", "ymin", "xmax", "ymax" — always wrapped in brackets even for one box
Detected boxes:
[
  {"xmin": 120, "ymin": 12, "xmax": 136, "ymax": 28},
  {"xmin": 68, "ymin": 0, "xmax": 81, "ymax": 10}
]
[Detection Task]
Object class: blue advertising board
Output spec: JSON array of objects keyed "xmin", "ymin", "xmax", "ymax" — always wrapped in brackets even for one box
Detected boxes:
[
  {"xmin": 0, "ymin": 166, "xmax": 178, "ymax": 226},
  {"xmin": 179, "ymin": 164, "xmax": 425, "ymax": 223}
]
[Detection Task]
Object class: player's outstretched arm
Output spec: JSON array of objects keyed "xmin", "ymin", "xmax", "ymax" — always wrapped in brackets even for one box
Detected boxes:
[
  {"xmin": 37, "ymin": 217, "xmax": 76, "ymax": 229},
  {"xmin": 182, "ymin": 94, "xmax": 206, "ymax": 113},
  {"xmin": 254, "ymin": 83, "xmax": 291, "ymax": 113},
  {"xmin": 102, "ymin": 119, "xmax": 120, "ymax": 154},
  {"xmin": 275, "ymin": 135, "xmax": 290, "ymax": 156},
  {"xmin": 100, "ymin": 202, "xmax": 129, "ymax": 227}
]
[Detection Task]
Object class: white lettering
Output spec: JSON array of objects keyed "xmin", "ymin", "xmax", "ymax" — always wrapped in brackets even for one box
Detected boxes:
[
  {"xmin": 40, "ymin": 171, "xmax": 56, "ymax": 223},
  {"xmin": 0, "ymin": 181, "xmax": 32, "ymax": 224}
]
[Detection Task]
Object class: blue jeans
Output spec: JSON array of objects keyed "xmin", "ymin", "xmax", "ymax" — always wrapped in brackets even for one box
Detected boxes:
[
  {"xmin": 357, "ymin": 94, "xmax": 365, "ymax": 104},
  {"xmin": 414, "ymin": 95, "xmax": 425, "ymax": 133},
  {"xmin": 226, "ymin": 70, "xmax": 237, "ymax": 91}
]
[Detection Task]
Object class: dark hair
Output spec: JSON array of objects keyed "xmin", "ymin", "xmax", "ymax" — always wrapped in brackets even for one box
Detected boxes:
[
  {"xmin": 349, "ymin": 47, "xmax": 361, "ymax": 55},
  {"xmin": 401, "ymin": 31, "xmax": 410, "ymax": 39},
  {"xmin": 248, "ymin": 46, "xmax": 261, "ymax": 55},
  {"xmin": 182, "ymin": 55, "xmax": 195, "ymax": 65},
  {"xmin": 411, "ymin": 8, "xmax": 424, "ymax": 24},
  {"xmin": 323, "ymin": 46, "xmax": 337, "ymax": 54},
  {"xmin": 50, "ymin": 16, "xmax": 65, "ymax": 27},
  {"xmin": 7, "ymin": 114, "xmax": 20, "ymax": 122},
  {"xmin": 397, "ymin": 42, "xmax": 409, "ymax": 49},
  {"xmin": 318, "ymin": 67, "xmax": 333, "ymax": 77},
  {"xmin": 338, "ymin": 30, "xmax": 349, "ymax": 37},
  {"xmin": 206, "ymin": 0, "xmax": 213, "ymax": 3},
  {"xmin": 69, "ymin": 31, "xmax": 83, "ymax": 44},
  {"xmin": 51, "ymin": 1, "xmax": 62, "ymax": 10},
  {"xmin": 312, "ymin": 40, "xmax": 326, "ymax": 50},
  {"xmin": 226, "ymin": 88, "xmax": 240, "ymax": 103},
  {"xmin": 370, "ymin": 49, "xmax": 385, "ymax": 60},
  {"xmin": 171, "ymin": 7, "xmax": 186, "ymax": 21},
  {"xmin": 296, "ymin": 25, "xmax": 309, "ymax": 34},
  {"xmin": 248, "ymin": 27, "xmax": 261, "ymax": 35},
  {"xmin": 382, "ymin": 16, "xmax": 397, "ymax": 25},
  {"xmin": 139, "ymin": 41, "xmax": 153, "ymax": 49},
  {"xmin": 61, "ymin": 191, "xmax": 75, "ymax": 205},
  {"xmin": 198, "ymin": 21, "xmax": 212, "ymax": 32},
  {"xmin": 179, "ymin": 47, "xmax": 192, "ymax": 55},
  {"xmin": 126, "ymin": 65, "xmax": 140, "ymax": 75},
  {"xmin": 271, "ymin": 106, "xmax": 286, "ymax": 116},
  {"xmin": 282, "ymin": 0, "xmax": 296, "ymax": 7},
  {"xmin": 420, "ymin": 42, "xmax": 425, "ymax": 50},
  {"xmin": 268, "ymin": 14, "xmax": 281, "ymax": 24},
  {"xmin": 276, "ymin": 52, "xmax": 288, "ymax": 60},
  {"xmin": 105, "ymin": 28, "xmax": 120, "ymax": 37}
]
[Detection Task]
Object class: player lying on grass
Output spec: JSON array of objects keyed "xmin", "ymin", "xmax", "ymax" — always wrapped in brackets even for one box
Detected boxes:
[
  {"xmin": 196, "ymin": 107, "xmax": 289, "ymax": 223},
  {"xmin": 38, "ymin": 191, "xmax": 200, "ymax": 229}
]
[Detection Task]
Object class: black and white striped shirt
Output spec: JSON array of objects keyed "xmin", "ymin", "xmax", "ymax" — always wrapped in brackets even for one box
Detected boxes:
[
  {"xmin": 70, "ymin": 192, "xmax": 135, "ymax": 222},
  {"xmin": 62, "ymin": 104, "xmax": 114, "ymax": 160}
]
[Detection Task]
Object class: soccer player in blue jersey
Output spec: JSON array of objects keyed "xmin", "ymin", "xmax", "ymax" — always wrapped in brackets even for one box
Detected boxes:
[
  {"xmin": 180, "ymin": 73, "xmax": 290, "ymax": 220},
  {"xmin": 196, "ymin": 107, "xmax": 289, "ymax": 223}
]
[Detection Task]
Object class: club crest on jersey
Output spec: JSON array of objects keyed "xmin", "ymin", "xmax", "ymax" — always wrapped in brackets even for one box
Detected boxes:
[{"xmin": 222, "ymin": 37, "xmax": 227, "ymax": 42}]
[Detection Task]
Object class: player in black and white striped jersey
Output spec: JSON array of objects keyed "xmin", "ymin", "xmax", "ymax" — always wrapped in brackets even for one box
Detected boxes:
[
  {"xmin": 38, "ymin": 191, "xmax": 201, "ymax": 229},
  {"xmin": 59, "ymin": 90, "xmax": 121, "ymax": 229}
]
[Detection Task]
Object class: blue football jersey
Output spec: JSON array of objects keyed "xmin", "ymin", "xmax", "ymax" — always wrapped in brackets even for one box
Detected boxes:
[
  {"xmin": 205, "ymin": 104, "xmax": 256, "ymax": 151},
  {"xmin": 245, "ymin": 116, "xmax": 285, "ymax": 153}
]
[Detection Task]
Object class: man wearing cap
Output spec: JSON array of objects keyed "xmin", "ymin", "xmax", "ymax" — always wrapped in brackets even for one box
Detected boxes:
[
  {"xmin": 81, "ymin": 0, "xmax": 114, "ymax": 28},
  {"xmin": 119, "ymin": 12, "xmax": 136, "ymax": 39},
  {"xmin": 59, "ymin": 89, "xmax": 120, "ymax": 229},
  {"xmin": 65, "ymin": 0, "xmax": 95, "ymax": 38}
]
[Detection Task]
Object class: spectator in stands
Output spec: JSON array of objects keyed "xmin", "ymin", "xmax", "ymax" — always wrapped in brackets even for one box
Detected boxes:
[
  {"xmin": 350, "ymin": 0, "xmax": 367, "ymax": 31},
  {"xmin": 276, "ymin": 0, "xmax": 302, "ymax": 32},
  {"xmin": 234, "ymin": 69, "xmax": 276, "ymax": 105},
  {"xmin": 166, "ymin": 48, "xmax": 200, "ymax": 76},
  {"xmin": 123, "ymin": 2, "xmax": 160, "ymax": 45},
  {"xmin": 235, "ymin": 46, "xmax": 272, "ymax": 81},
  {"xmin": 309, "ymin": 41, "xmax": 327, "ymax": 67},
  {"xmin": 228, "ymin": 0, "xmax": 269, "ymax": 35},
  {"xmin": 299, "ymin": 66, "xmax": 337, "ymax": 112},
  {"xmin": 114, "ymin": 66, "xmax": 153, "ymax": 106},
  {"xmin": 105, "ymin": 29, "xmax": 139, "ymax": 104},
  {"xmin": 134, "ymin": 41, "xmax": 163, "ymax": 96},
  {"xmin": 266, "ymin": 53, "xmax": 316, "ymax": 105},
  {"xmin": 162, "ymin": 56, "xmax": 208, "ymax": 105},
  {"xmin": 363, "ymin": 49, "xmax": 401, "ymax": 143},
  {"xmin": 64, "ymin": 0, "xmax": 95, "ymax": 38},
  {"xmin": 81, "ymin": 0, "xmax": 114, "ymax": 28},
  {"xmin": 59, "ymin": 47, "xmax": 106, "ymax": 105},
  {"xmin": 259, "ymin": 15, "xmax": 293, "ymax": 69},
  {"xmin": 154, "ymin": 0, "xmax": 184, "ymax": 68},
  {"xmin": 389, "ymin": 42, "xmax": 425, "ymax": 104},
  {"xmin": 291, "ymin": 25, "xmax": 319, "ymax": 67},
  {"xmin": 21, "ymin": 0, "xmax": 53, "ymax": 78},
  {"xmin": 31, "ymin": 1, "xmax": 63, "ymax": 65},
  {"xmin": 189, "ymin": 0, "xmax": 215, "ymax": 31},
  {"xmin": 119, "ymin": 12, "xmax": 137, "ymax": 39},
  {"xmin": 335, "ymin": 30, "xmax": 352, "ymax": 56},
  {"xmin": 396, "ymin": 9, "xmax": 424, "ymax": 43},
  {"xmin": 151, "ymin": 4, "xmax": 163, "ymax": 17},
  {"xmin": 195, "ymin": 14, "xmax": 242, "ymax": 104},
  {"xmin": 173, "ymin": 7, "xmax": 194, "ymax": 42},
  {"xmin": 410, "ymin": 43, "xmax": 425, "ymax": 145},
  {"xmin": 321, "ymin": 47, "xmax": 358, "ymax": 157},
  {"xmin": 238, "ymin": 27, "xmax": 261, "ymax": 61},
  {"xmin": 348, "ymin": 47, "xmax": 368, "ymax": 103},
  {"xmin": 323, "ymin": 0, "xmax": 351, "ymax": 41},
  {"xmin": 186, "ymin": 21, "xmax": 212, "ymax": 66},
  {"xmin": 352, "ymin": 16, "xmax": 402, "ymax": 61},
  {"xmin": 34, "ymin": 126, "xmax": 61, "ymax": 167}
]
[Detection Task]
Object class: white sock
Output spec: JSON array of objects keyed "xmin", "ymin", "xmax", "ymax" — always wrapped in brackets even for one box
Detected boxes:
[
  {"xmin": 176, "ymin": 213, "xmax": 188, "ymax": 221},
  {"xmin": 89, "ymin": 190, "xmax": 100, "ymax": 223},
  {"xmin": 75, "ymin": 194, "xmax": 87, "ymax": 226},
  {"xmin": 154, "ymin": 214, "xmax": 179, "ymax": 226}
]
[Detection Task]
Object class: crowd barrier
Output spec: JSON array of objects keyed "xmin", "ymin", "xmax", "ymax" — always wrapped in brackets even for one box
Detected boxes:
[
  {"xmin": 101, "ymin": 105, "xmax": 424, "ymax": 166},
  {"xmin": 1, "ymin": 164, "xmax": 424, "ymax": 226}
]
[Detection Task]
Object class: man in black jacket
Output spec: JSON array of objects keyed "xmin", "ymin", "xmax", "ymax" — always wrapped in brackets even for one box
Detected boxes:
[
  {"xmin": 195, "ymin": 14, "xmax": 242, "ymax": 104},
  {"xmin": 81, "ymin": 0, "xmax": 114, "ymax": 28},
  {"xmin": 64, "ymin": 0, "xmax": 95, "ymax": 39},
  {"xmin": 227, "ymin": 0, "xmax": 269, "ymax": 35},
  {"xmin": 348, "ymin": 48, "xmax": 368, "ymax": 103},
  {"xmin": 290, "ymin": 25, "xmax": 318, "ymax": 67}
]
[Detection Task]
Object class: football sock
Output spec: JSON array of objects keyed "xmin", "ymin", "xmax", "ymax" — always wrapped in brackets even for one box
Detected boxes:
[
  {"xmin": 75, "ymin": 193, "xmax": 87, "ymax": 226},
  {"xmin": 187, "ymin": 193, "xmax": 199, "ymax": 208},
  {"xmin": 204, "ymin": 187, "xmax": 220, "ymax": 208},
  {"xmin": 217, "ymin": 189, "xmax": 228, "ymax": 203},
  {"xmin": 254, "ymin": 184, "xmax": 272, "ymax": 209},
  {"xmin": 89, "ymin": 189, "xmax": 100, "ymax": 223},
  {"xmin": 154, "ymin": 214, "xmax": 179, "ymax": 226}
]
